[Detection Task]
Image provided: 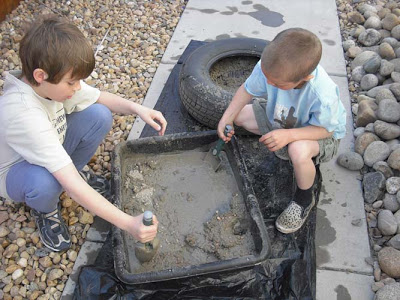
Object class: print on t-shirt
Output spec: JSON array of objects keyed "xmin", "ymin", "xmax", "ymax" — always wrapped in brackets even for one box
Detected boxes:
[
  {"xmin": 273, "ymin": 104, "xmax": 297, "ymax": 129},
  {"xmin": 51, "ymin": 107, "xmax": 67, "ymax": 143}
]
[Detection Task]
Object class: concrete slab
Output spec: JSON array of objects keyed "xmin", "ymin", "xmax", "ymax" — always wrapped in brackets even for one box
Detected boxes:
[
  {"xmin": 121, "ymin": 0, "xmax": 373, "ymax": 297},
  {"xmin": 61, "ymin": 241, "xmax": 104, "ymax": 300},
  {"xmin": 316, "ymin": 269, "xmax": 375, "ymax": 300},
  {"xmin": 162, "ymin": 0, "xmax": 346, "ymax": 76},
  {"xmin": 128, "ymin": 63, "xmax": 174, "ymax": 140},
  {"xmin": 85, "ymin": 216, "xmax": 110, "ymax": 242},
  {"xmin": 316, "ymin": 75, "xmax": 372, "ymax": 274}
]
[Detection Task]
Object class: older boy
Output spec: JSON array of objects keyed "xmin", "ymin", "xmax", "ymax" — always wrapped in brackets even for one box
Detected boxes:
[
  {"xmin": 0, "ymin": 15, "xmax": 166, "ymax": 251},
  {"xmin": 218, "ymin": 28, "xmax": 346, "ymax": 234}
]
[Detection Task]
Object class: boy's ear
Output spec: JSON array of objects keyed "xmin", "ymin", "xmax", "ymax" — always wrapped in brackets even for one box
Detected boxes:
[
  {"xmin": 303, "ymin": 74, "xmax": 314, "ymax": 82},
  {"xmin": 33, "ymin": 69, "xmax": 49, "ymax": 84}
]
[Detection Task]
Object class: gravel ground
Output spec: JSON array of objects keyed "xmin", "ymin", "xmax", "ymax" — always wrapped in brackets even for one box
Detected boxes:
[
  {"xmin": 0, "ymin": 1, "xmax": 186, "ymax": 299},
  {"xmin": 335, "ymin": 0, "xmax": 400, "ymax": 298}
]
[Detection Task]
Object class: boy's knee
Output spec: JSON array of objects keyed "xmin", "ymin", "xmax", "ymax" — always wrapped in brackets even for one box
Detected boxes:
[
  {"xmin": 234, "ymin": 114, "xmax": 244, "ymax": 127},
  {"xmin": 91, "ymin": 104, "xmax": 113, "ymax": 131},
  {"xmin": 234, "ymin": 105, "xmax": 252, "ymax": 127},
  {"xmin": 288, "ymin": 141, "xmax": 312, "ymax": 163},
  {"xmin": 83, "ymin": 104, "xmax": 112, "ymax": 136}
]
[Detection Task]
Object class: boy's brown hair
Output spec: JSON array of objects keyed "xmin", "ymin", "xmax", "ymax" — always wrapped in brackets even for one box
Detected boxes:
[
  {"xmin": 19, "ymin": 15, "xmax": 95, "ymax": 86},
  {"xmin": 261, "ymin": 28, "xmax": 322, "ymax": 83}
]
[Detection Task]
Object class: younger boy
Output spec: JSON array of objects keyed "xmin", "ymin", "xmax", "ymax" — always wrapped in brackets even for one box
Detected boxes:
[
  {"xmin": 218, "ymin": 28, "xmax": 346, "ymax": 234},
  {"xmin": 0, "ymin": 15, "xmax": 167, "ymax": 251}
]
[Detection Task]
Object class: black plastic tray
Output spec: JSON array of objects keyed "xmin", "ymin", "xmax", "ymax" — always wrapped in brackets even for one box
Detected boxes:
[{"xmin": 111, "ymin": 130, "xmax": 271, "ymax": 284}]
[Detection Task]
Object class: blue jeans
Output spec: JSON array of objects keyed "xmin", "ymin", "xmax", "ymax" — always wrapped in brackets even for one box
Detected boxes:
[{"xmin": 6, "ymin": 104, "xmax": 112, "ymax": 213}]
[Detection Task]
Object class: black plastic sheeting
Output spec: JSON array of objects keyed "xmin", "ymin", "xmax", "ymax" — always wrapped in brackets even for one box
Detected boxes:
[{"xmin": 74, "ymin": 40, "xmax": 320, "ymax": 300}]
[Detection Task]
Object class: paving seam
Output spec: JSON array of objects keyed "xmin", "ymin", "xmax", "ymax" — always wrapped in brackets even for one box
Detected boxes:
[
  {"xmin": 327, "ymin": 72, "xmax": 348, "ymax": 78},
  {"xmin": 159, "ymin": 60, "xmax": 180, "ymax": 65},
  {"xmin": 317, "ymin": 266, "xmax": 373, "ymax": 276}
]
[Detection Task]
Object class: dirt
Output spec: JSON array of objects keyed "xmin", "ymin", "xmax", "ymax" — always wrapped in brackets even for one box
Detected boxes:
[
  {"xmin": 121, "ymin": 149, "xmax": 256, "ymax": 273},
  {"xmin": 209, "ymin": 56, "xmax": 259, "ymax": 93}
]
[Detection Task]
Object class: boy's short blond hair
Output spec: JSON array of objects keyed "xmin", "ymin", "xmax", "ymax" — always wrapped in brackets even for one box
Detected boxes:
[
  {"xmin": 261, "ymin": 28, "xmax": 322, "ymax": 83},
  {"xmin": 19, "ymin": 15, "xmax": 95, "ymax": 86}
]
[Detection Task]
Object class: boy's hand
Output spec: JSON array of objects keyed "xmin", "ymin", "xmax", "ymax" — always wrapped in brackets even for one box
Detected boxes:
[
  {"xmin": 137, "ymin": 106, "xmax": 167, "ymax": 136},
  {"xmin": 127, "ymin": 213, "xmax": 159, "ymax": 243},
  {"xmin": 217, "ymin": 121, "xmax": 235, "ymax": 142},
  {"xmin": 259, "ymin": 129, "xmax": 292, "ymax": 152}
]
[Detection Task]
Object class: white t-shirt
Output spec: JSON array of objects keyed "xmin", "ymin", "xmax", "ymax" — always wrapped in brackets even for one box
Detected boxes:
[{"xmin": 0, "ymin": 71, "xmax": 101, "ymax": 199}]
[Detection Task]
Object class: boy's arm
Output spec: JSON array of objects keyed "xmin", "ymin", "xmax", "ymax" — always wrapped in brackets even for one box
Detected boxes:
[
  {"xmin": 52, "ymin": 163, "xmax": 158, "ymax": 243},
  {"xmin": 97, "ymin": 91, "xmax": 167, "ymax": 135},
  {"xmin": 288, "ymin": 125, "xmax": 333, "ymax": 141},
  {"xmin": 218, "ymin": 84, "xmax": 253, "ymax": 140},
  {"xmin": 259, "ymin": 125, "xmax": 333, "ymax": 152}
]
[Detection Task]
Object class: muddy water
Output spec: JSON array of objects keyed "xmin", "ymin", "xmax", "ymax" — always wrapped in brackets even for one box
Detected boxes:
[
  {"xmin": 122, "ymin": 150, "xmax": 256, "ymax": 273},
  {"xmin": 209, "ymin": 56, "xmax": 259, "ymax": 93}
]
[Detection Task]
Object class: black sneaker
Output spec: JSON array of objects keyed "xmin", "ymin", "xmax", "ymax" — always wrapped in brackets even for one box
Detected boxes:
[
  {"xmin": 31, "ymin": 207, "xmax": 71, "ymax": 252},
  {"xmin": 79, "ymin": 169, "xmax": 111, "ymax": 198}
]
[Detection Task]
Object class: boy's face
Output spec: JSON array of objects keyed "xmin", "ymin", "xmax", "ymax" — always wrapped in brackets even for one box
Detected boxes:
[
  {"xmin": 261, "ymin": 66, "xmax": 312, "ymax": 90},
  {"xmin": 39, "ymin": 70, "xmax": 81, "ymax": 102}
]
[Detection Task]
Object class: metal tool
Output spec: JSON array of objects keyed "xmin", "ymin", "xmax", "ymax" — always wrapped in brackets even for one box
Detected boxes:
[
  {"xmin": 134, "ymin": 211, "xmax": 160, "ymax": 263},
  {"xmin": 204, "ymin": 125, "xmax": 233, "ymax": 172}
]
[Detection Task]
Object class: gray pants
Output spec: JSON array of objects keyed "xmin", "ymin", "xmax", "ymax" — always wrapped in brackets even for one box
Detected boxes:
[
  {"xmin": 6, "ymin": 104, "xmax": 113, "ymax": 213},
  {"xmin": 252, "ymin": 98, "xmax": 339, "ymax": 165}
]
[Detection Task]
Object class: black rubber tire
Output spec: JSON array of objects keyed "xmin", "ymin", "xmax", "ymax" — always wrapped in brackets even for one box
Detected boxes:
[{"xmin": 179, "ymin": 38, "xmax": 268, "ymax": 129}]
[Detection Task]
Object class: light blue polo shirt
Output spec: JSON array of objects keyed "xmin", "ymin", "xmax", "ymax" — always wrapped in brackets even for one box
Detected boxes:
[{"xmin": 244, "ymin": 61, "xmax": 346, "ymax": 139}]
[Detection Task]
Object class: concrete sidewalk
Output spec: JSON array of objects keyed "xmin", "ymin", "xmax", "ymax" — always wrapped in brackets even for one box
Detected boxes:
[{"xmin": 62, "ymin": 0, "xmax": 374, "ymax": 298}]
